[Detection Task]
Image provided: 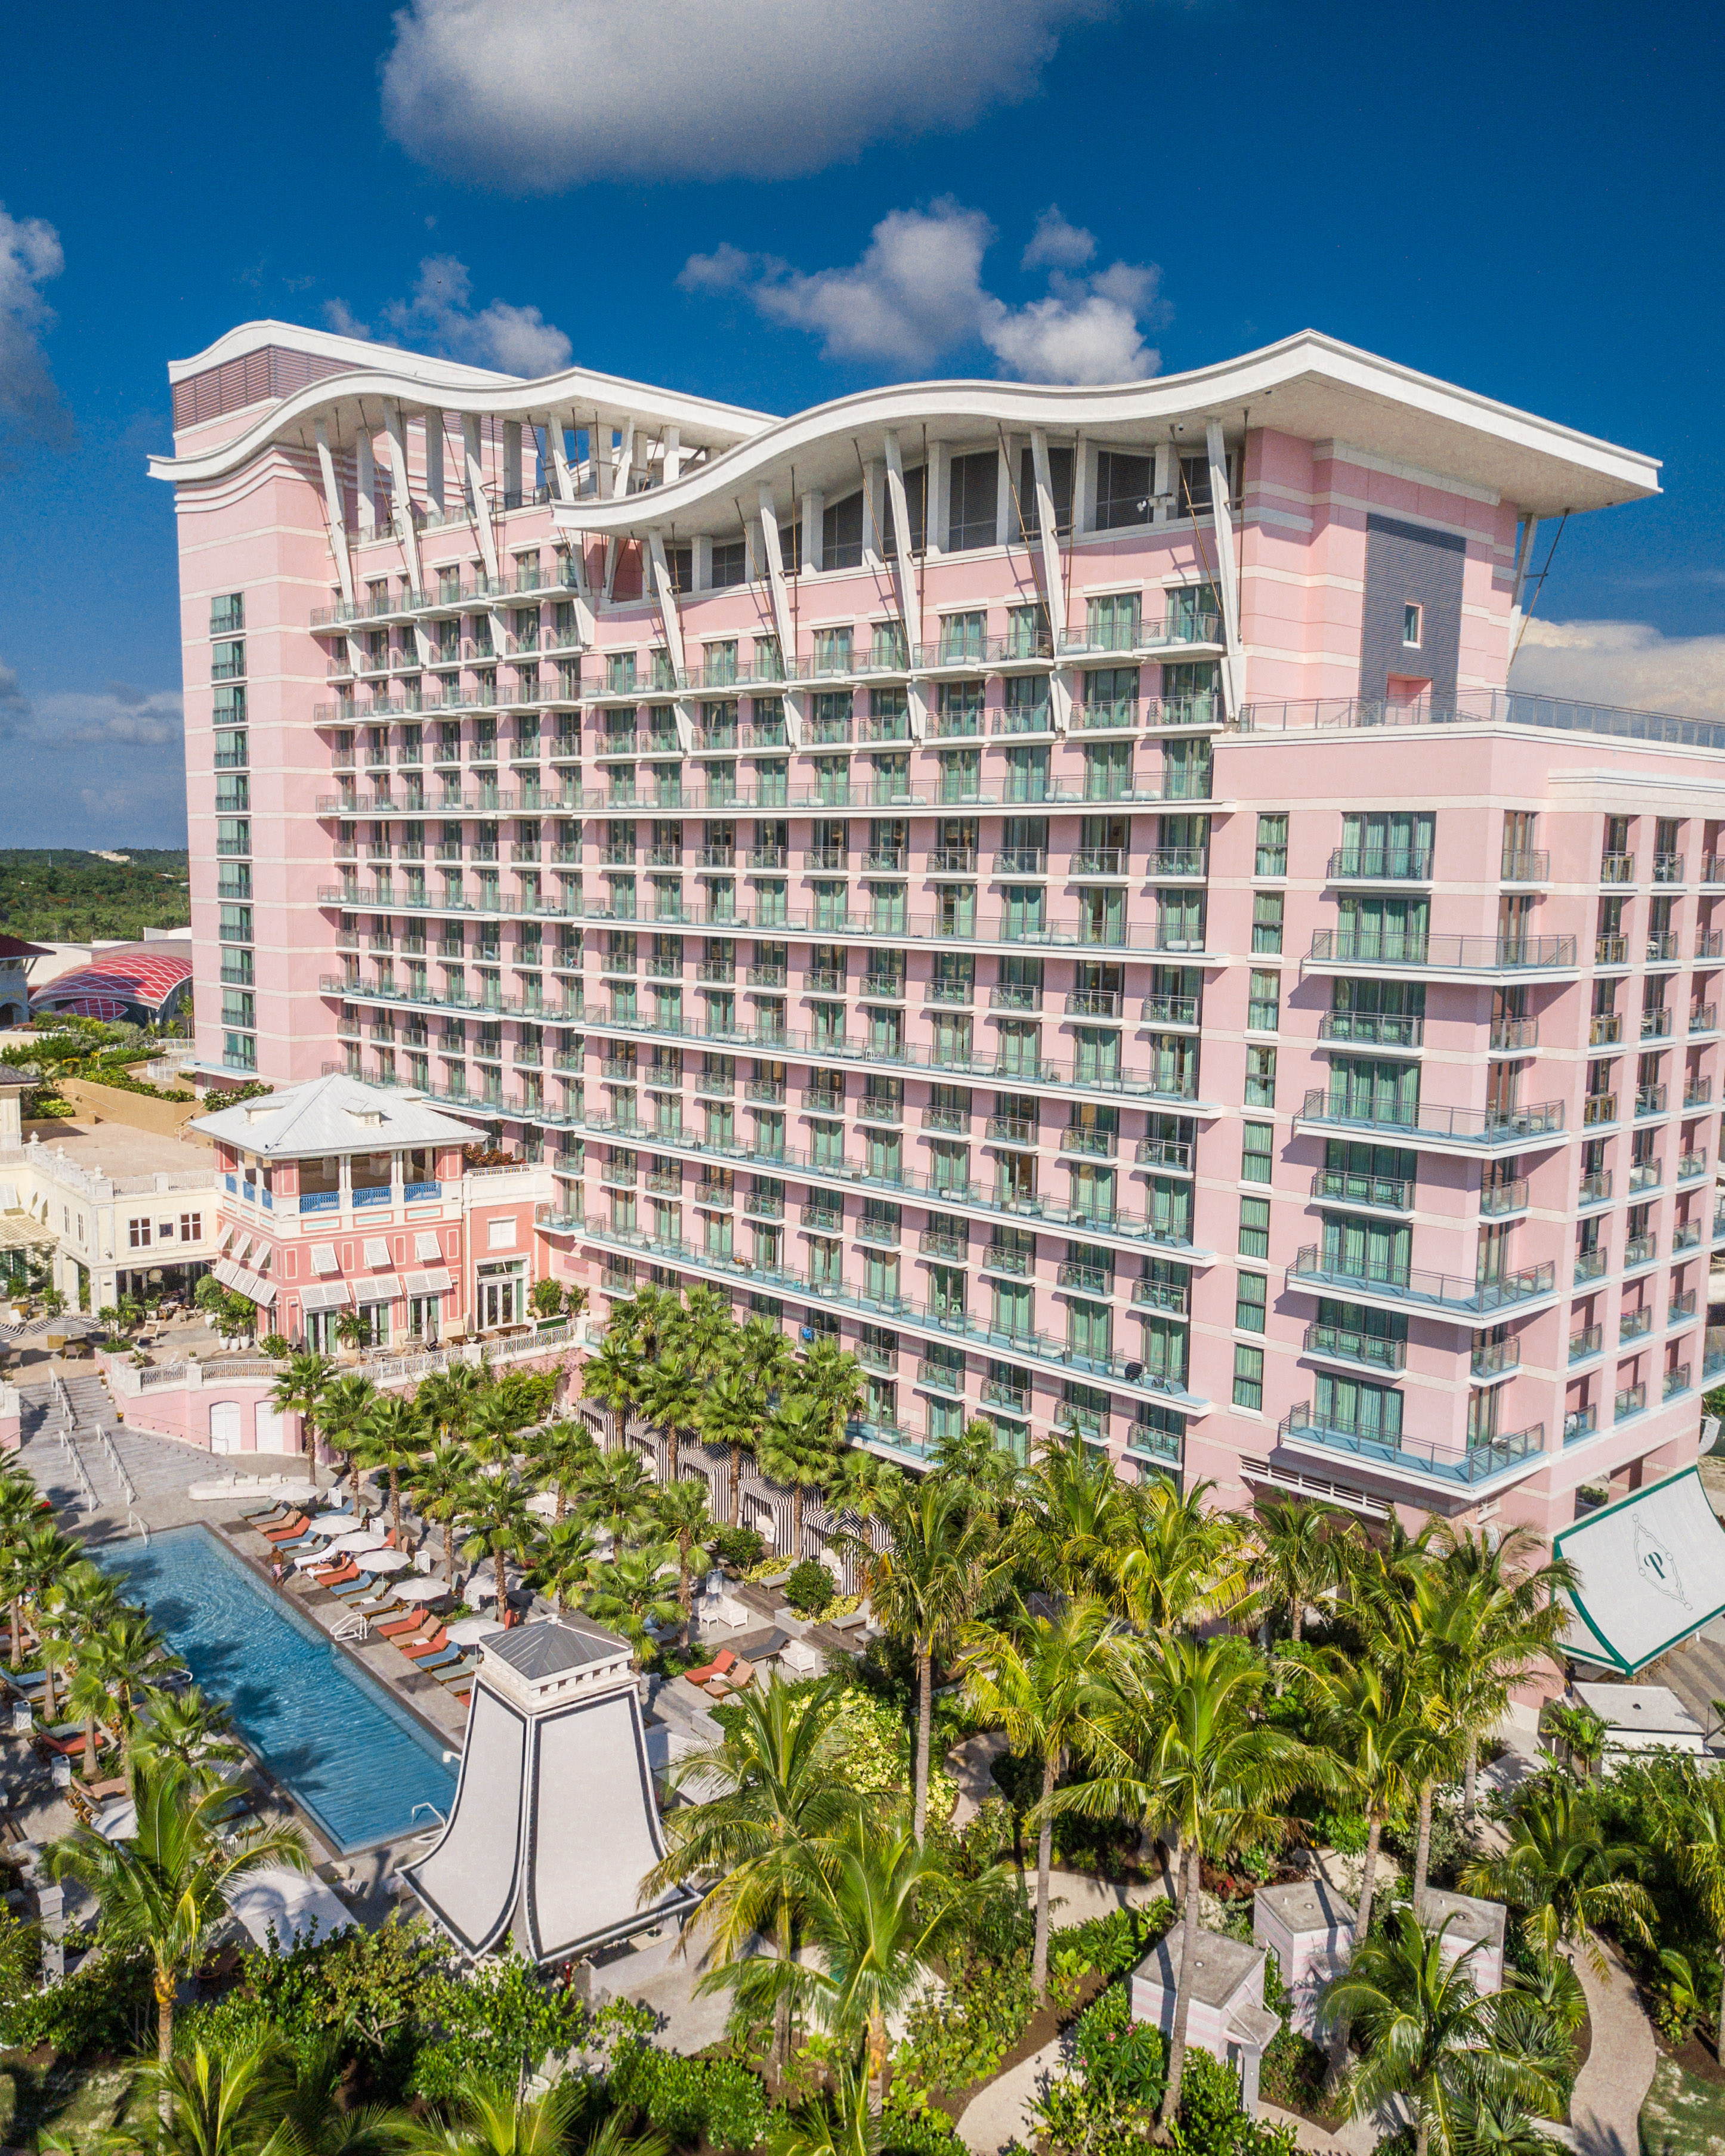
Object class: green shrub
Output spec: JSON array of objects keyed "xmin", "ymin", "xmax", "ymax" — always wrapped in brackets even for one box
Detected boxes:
[
  {"xmin": 1071, "ymin": 1979, "xmax": 1167, "ymax": 2106},
  {"xmin": 409, "ymin": 1955, "xmax": 590, "ymax": 2098},
  {"xmin": 1, "ymin": 1945, "xmax": 153, "ymax": 2059},
  {"xmin": 1177, "ymin": 2046, "xmax": 1299, "ymax": 2155},
  {"xmin": 712, "ymin": 1524, "xmax": 766, "ymax": 1571},
  {"xmin": 991, "ymin": 1750, "xmax": 1139, "ymax": 1878},
  {"xmin": 1312, "ymin": 1809, "xmax": 1368, "ymax": 1857},
  {"xmin": 880, "ymin": 2102, "xmax": 962, "ymax": 2156},
  {"xmin": 781, "ymin": 1558, "xmax": 837, "ymax": 1619},
  {"xmin": 1049, "ymin": 1900, "xmax": 1173, "ymax": 1985},
  {"xmin": 609, "ymin": 2040, "xmax": 768, "ymax": 2151}
]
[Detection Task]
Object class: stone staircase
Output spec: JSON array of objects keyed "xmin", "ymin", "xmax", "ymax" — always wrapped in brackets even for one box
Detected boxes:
[{"xmin": 13, "ymin": 1371, "xmax": 215, "ymax": 1526}]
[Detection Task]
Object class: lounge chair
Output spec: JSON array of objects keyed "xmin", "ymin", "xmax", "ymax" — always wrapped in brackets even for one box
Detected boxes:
[
  {"xmin": 259, "ymin": 1514, "xmax": 311, "ymax": 1542},
  {"xmin": 414, "ymin": 1648, "xmax": 471, "ymax": 1676},
  {"xmin": 328, "ymin": 1575, "xmax": 383, "ymax": 1601},
  {"xmin": 398, "ymin": 1629, "xmax": 451, "ymax": 1660},
  {"xmin": 311, "ymin": 1560, "xmax": 361, "ymax": 1587},
  {"xmin": 377, "ymin": 1612, "xmax": 438, "ymax": 1641},
  {"xmin": 684, "ymin": 1648, "xmax": 740, "ymax": 1691},
  {"xmin": 707, "ymin": 1656, "xmax": 757, "ymax": 1697}
]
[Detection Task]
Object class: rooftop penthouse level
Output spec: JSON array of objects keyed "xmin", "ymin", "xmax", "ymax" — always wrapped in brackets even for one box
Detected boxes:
[{"xmin": 156, "ymin": 320, "xmax": 1715, "ymax": 1540}]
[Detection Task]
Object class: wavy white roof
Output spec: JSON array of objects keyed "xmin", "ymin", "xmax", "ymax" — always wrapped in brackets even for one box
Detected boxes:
[{"xmin": 151, "ymin": 324, "xmax": 1659, "ymax": 522}]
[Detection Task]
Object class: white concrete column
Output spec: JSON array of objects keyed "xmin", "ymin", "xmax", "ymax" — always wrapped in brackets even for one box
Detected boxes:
[
  {"xmin": 926, "ymin": 442, "xmax": 949, "ymax": 557},
  {"xmin": 1205, "ymin": 417, "xmax": 1244, "ymax": 719},
  {"xmin": 314, "ymin": 419, "xmax": 355, "ymax": 608},
  {"xmin": 424, "ymin": 412, "xmax": 446, "ymax": 518},
  {"xmin": 663, "ymin": 426, "xmax": 682, "ymax": 484},
  {"xmin": 355, "ymin": 431, "xmax": 377, "ymax": 540},
  {"xmin": 1152, "ymin": 441, "xmax": 1171, "ymax": 527},
  {"xmin": 504, "ymin": 420, "xmax": 523, "ymax": 506},
  {"xmin": 463, "ymin": 416, "xmax": 500, "ymax": 580},
  {"xmin": 994, "ymin": 440, "xmax": 1013, "ymax": 547},
  {"xmin": 384, "ymin": 405, "xmax": 422, "ymax": 590},
  {"xmin": 801, "ymin": 492, "xmax": 823, "ymax": 574}
]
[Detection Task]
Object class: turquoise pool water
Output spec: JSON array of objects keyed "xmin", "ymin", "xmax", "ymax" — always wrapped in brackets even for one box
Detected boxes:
[{"xmin": 97, "ymin": 1524, "xmax": 459, "ymax": 1852}]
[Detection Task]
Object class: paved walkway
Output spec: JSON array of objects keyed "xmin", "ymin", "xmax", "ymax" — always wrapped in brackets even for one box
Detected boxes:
[
  {"xmin": 957, "ymin": 2027, "xmax": 1075, "ymax": 2155},
  {"xmin": 1571, "ymin": 1942, "xmax": 1657, "ymax": 2156}
]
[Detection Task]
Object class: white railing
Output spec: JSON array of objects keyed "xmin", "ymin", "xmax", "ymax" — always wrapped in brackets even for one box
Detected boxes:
[
  {"xmin": 332, "ymin": 1611, "xmax": 369, "ymax": 1640},
  {"xmin": 125, "ymin": 1507, "xmax": 149, "ymax": 1543}
]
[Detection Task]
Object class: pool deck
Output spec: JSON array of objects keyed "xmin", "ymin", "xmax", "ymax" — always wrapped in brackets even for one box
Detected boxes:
[{"xmin": 13, "ymin": 1403, "xmax": 471, "ymax": 1911}]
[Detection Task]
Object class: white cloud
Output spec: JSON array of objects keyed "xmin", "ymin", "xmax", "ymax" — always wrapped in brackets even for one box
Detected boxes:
[
  {"xmin": 381, "ymin": 0, "xmax": 1123, "ymax": 191},
  {"xmin": 326, "ymin": 256, "xmax": 573, "ymax": 376},
  {"xmin": 682, "ymin": 201, "xmax": 1162, "ymax": 383},
  {"xmin": 0, "ymin": 203, "xmax": 74, "ymax": 460},
  {"xmin": 1021, "ymin": 206, "xmax": 1096, "ymax": 271},
  {"xmin": 1509, "ymin": 616, "xmax": 1725, "ymax": 719},
  {"xmin": 36, "ymin": 682, "xmax": 185, "ymax": 749}
]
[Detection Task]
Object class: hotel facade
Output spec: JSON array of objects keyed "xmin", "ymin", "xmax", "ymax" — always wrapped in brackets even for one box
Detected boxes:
[{"xmin": 151, "ymin": 323, "xmax": 1725, "ymax": 1541}]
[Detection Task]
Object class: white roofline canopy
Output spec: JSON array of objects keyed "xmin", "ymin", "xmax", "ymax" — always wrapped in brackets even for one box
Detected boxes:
[{"xmin": 1556, "ymin": 1466, "xmax": 1725, "ymax": 1674}]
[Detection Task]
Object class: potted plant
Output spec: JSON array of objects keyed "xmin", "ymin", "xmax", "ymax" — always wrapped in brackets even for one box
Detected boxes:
[
  {"xmin": 530, "ymin": 1278, "xmax": 565, "ymax": 1329},
  {"xmin": 333, "ymin": 1310, "xmax": 371, "ymax": 1365}
]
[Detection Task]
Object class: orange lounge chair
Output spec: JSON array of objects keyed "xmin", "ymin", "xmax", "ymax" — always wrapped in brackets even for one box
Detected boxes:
[
  {"xmin": 378, "ymin": 1611, "xmax": 438, "ymax": 1642},
  {"xmin": 684, "ymin": 1648, "xmax": 739, "ymax": 1690},
  {"xmin": 399, "ymin": 1628, "xmax": 451, "ymax": 1661},
  {"xmin": 311, "ymin": 1559, "xmax": 360, "ymax": 1588},
  {"xmin": 260, "ymin": 1514, "xmax": 311, "ymax": 1543}
]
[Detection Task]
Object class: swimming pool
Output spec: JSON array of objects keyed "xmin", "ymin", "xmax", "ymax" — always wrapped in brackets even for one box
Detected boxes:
[{"xmin": 97, "ymin": 1524, "xmax": 459, "ymax": 1853}]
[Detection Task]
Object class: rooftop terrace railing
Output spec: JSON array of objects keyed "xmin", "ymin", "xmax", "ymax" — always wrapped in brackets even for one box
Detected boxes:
[{"xmin": 1238, "ymin": 689, "xmax": 1725, "ymax": 752}]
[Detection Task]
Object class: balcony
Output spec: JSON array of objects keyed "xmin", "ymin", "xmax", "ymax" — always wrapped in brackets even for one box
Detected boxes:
[
  {"xmin": 1673, "ymin": 1220, "xmax": 1703, "ymax": 1252},
  {"xmin": 1131, "ymin": 1277, "xmax": 1189, "ymax": 1316},
  {"xmin": 1563, "ymin": 1405, "xmax": 1599, "ymax": 1444},
  {"xmin": 1066, "ymin": 990, "xmax": 1123, "ymax": 1019},
  {"xmin": 919, "ymin": 1227, "xmax": 969, "ymax": 1260},
  {"xmin": 1142, "ymin": 994, "xmax": 1200, "ymax": 1027},
  {"xmin": 1489, "ymin": 1017, "xmax": 1539, "ymax": 1053},
  {"xmin": 1616, "ymin": 1382, "xmax": 1648, "ymax": 1422},
  {"xmin": 1664, "ymin": 1365, "xmax": 1692, "ymax": 1400},
  {"xmin": 1277, "ymin": 1406, "xmax": 1546, "ymax": 1492},
  {"xmin": 1619, "ymin": 1307, "xmax": 1653, "ymax": 1343},
  {"xmin": 1570, "ymin": 1325, "xmax": 1603, "ymax": 1362},
  {"xmin": 1479, "ymin": 1177, "xmax": 1529, "ymax": 1217},
  {"xmin": 1574, "ymin": 1248, "xmax": 1607, "ymax": 1283},
  {"xmin": 1297, "ymin": 1087, "xmax": 1563, "ymax": 1151},
  {"xmin": 1678, "ymin": 1150, "xmax": 1709, "ymax": 1181},
  {"xmin": 1471, "ymin": 1338, "xmax": 1522, "ymax": 1379},
  {"xmin": 1647, "ymin": 932, "xmax": 1680, "ymax": 963},
  {"xmin": 1137, "ymin": 1136, "xmax": 1195, "ymax": 1172},
  {"xmin": 1500, "ymin": 850, "xmax": 1550, "ymax": 882},
  {"xmin": 1325, "ymin": 847, "xmax": 1434, "ymax": 883},
  {"xmin": 1686, "ymin": 1079, "xmax": 1714, "ymax": 1109},
  {"xmin": 981, "ymin": 1241, "xmax": 1031, "ymax": 1275},
  {"xmin": 1289, "ymin": 1245, "xmax": 1556, "ymax": 1319},
  {"xmin": 1318, "ymin": 1012, "xmax": 1426, "ymax": 1049},
  {"xmin": 1636, "ymin": 1084, "xmax": 1668, "ymax": 1119},
  {"xmin": 987, "ymin": 1115, "xmax": 1037, "ymax": 1146},
  {"xmin": 1307, "ymin": 930, "xmax": 1576, "ymax": 977},
  {"xmin": 1582, "ymin": 1094, "xmax": 1618, "ymax": 1128},
  {"xmin": 1623, "ymin": 1232, "xmax": 1658, "ymax": 1269},
  {"xmin": 1060, "ymin": 1125, "xmax": 1118, "ymax": 1156},
  {"xmin": 1309, "ymin": 1166, "xmax": 1414, "ymax": 1211},
  {"xmin": 994, "ymin": 847, "xmax": 1047, "ymax": 875},
  {"xmin": 915, "ymin": 1360, "xmax": 966, "ymax": 1397},
  {"xmin": 1303, "ymin": 1322, "xmax": 1407, "ymax": 1375},
  {"xmin": 1600, "ymin": 853, "xmax": 1636, "ymax": 883}
]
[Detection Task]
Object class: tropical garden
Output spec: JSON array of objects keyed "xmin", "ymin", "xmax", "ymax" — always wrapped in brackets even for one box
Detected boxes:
[{"xmin": 0, "ymin": 1279, "xmax": 1713, "ymax": 2156}]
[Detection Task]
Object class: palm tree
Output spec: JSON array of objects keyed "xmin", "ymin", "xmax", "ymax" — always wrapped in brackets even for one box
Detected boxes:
[
  {"xmin": 822, "ymin": 1447, "xmax": 901, "ymax": 1529},
  {"xmin": 0, "ymin": 1473, "xmax": 45, "ymax": 1666},
  {"xmin": 269, "ymin": 1350, "xmax": 335, "ymax": 1470},
  {"xmin": 1007, "ymin": 1424, "xmax": 1129, "ymax": 1600},
  {"xmin": 700, "ymin": 1368, "xmax": 767, "ymax": 1531},
  {"xmin": 768, "ymin": 2048, "xmax": 878, "ymax": 2156},
  {"xmin": 579, "ymin": 1334, "xmax": 644, "ymax": 1442},
  {"xmin": 1306, "ymin": 1650, "xmax": 1442, "ymax": 1951},
  {"xmin": 132, "ymin": 1684, "xmax": 242, "ymax": 1773},
  {"xmin": 1253, "ymin": 1495, "xmax": 1344, "ymax": 1650},
  {"xmin": 14, "ymin": 1519, "xmax": 81, "ymax": 1716},
  {"xmin": 406, "ymin": 1442, "xmax": 482, "ymax": 1585},
  {"xmin": 64, "ymin": 1656, "xmax": 113, "ymax": 1783},
  {"xmin": 467, "ymin": 1387, "xmax": 530, "ymax": 1471},
  {"xmin": 86, "ymin": 1609, "xmax": 178, "ymax": 1759},
  {"xmin": 672, "ymin": 1285, "xmax": 735, "ymax": 1367},
  {"xmin": 1327, "ymin": 1908, "xmax": 1562, "ymax": 2156},
  {"xmin": 861, "ymin": 1476, "xmax": 1001, "ymax": 1842},
  {"xmin": 801, "ymin": 1338, "xmax": 865, "ymax": 1453},
  {"xmin": 579, "ymin": 1445, "xmax": 657, "ymax": 1544},
  {"xmin": 646, "ymin": 1673, "xmax": 861, "ymax": 2083},
  {"xmin": 265, "ymin": 2034, "xmax": 400, "ymax": 2156},
  {"xmin": 1461, "ymin": 1778, "xmax": 1655, "ymax": 1974},
  {"xmin": 144, "ymin": 2032, "xmax": 292, "ymax": 2156},
  {"xmin": 736, "ymin": 1313, "xmax": 796, "ymax": 1399},
  {"xmin": 460, "ymin": 1483, "xmax": 540, "ymax": 1615},
  {"xmin": 525, "ymin": 1418, "xmax": 598, "ymax": 1521},
  {"xmin": 1109, "ymin": 1476, "xmax": 1253, "ymax": 1635},
  {"xmin": 927, "ymin": 1414, "xmax": 1019, "ymax": 1513},
  {"xmin": 608, "ymin": 1281, "xmax": 681, "ymax": 1364},
  {"xmin": 1645, "ymin": 1756, "xmax": 1725, "ymax": 2058},
  {"xmin": 1072, "ymin": 1631, "xmax": 1325, "ymax": 2134},
  {"xmin": 354, "ymin": 1394, "xmax": 424, "ymax": 1541},
  {"xmin": 653, "ymin": 1477, "xmax": 718, "ymax": 1639},
  {"xmin": 758, "ymin": 1389, "xmax": 842, "ymax": 1566},
  {"xmin": 959, "ymin": 1594, "xmax": 1115, "ymax": 1999},
  {"xmin": 583, "ymin": 1542, "xmax": 681, "ymax": 1670},
  {"xmin": 786, "ymin": 1811, "xmax": 990, "ymax": 2109},
  {"xmin": 641, "ymin": 1353, "xmax": 704, "ymax": 1484},
  {"xmin": 415, "ymin": 1363, "xmax": 488, "ymax": 1447},
  {"xmin": 525, "ymin": 1518, "xmax": 600, "ymax": 1617},
  {"xmin": 48, "ymin": 1758, "xmax": 309, "ymax": 2107},
  {"xmin": 398, "ymin": 2077, "xmax": 664, "ymax": 2156},
  {"xmin": 317, "ymin": 1372, "xmax": 379, "ymax": 1495}
]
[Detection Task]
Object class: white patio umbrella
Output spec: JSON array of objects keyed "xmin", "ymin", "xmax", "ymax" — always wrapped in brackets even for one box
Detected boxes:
[
  {"xmin": 319, "ymin": 1530, "xmax": 383, "ymax": 1555},
  {"xmin": 363, "ymin": 1548, "xmax": 413, "ymax": 1573},
  {"xmin": 524, "ymin": 1490, "xmax": 559, "ymax": 1519},
  {"xmin": 392, "ymin": 1577, "xmax": 447, "ymax": 1604},
  {"xmin": 446, "ymin": 1616, "xmax": 505, "ymax": 1645}
]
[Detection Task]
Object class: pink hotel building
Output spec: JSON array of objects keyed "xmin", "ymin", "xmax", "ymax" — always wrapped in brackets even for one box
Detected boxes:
[{"xmin": 152, "ymin": 321, "xmax": 1725, "ymax": 1541}]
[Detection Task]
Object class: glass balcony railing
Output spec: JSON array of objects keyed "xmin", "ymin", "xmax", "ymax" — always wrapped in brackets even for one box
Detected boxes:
[
  {"xmin": 1307, "ymin": 930, "xmax": 1576, "ymax": 971},
  {"xmin": 1309, "ymin": 1167, "xmax": 1414, "ymax": 1211},
  {"xmin": 1278, "ymin": 1405, "xmax": 1545, "ymax": 1487},
  {"xmin": 1299, "ymin": 1088, "xmax": 1563, "ymax": 1146},
  {"xmin": 1302, "ymin": 1322, "xmax": 1407, "ymax": 1374},
  {"xmin": 1325, "ymin": 848, "xmax": 1434, "ymax": 882},
  {"xmin": 1289, "ymin": 1246, "xmax": 1555, "ymax": 1316}
]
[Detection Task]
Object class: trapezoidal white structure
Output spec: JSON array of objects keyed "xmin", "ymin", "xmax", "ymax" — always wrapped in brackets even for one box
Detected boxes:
[{"xmin": 404, "ymin": 1619, "xmax": 695, "ymax": 1965}]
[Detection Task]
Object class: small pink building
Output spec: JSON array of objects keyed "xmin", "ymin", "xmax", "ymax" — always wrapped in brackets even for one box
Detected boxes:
[
  {"xmin": 1129, "ymin": 1925, "xmax": 1281, "ymax": 2115},
  {"xmin": 1253, "ymin": 1877, "xmax": 1355, "ymax": 2038}
]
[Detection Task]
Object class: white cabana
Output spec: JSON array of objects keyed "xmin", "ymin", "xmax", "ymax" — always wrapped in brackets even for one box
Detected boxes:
[
  {"xmin": 225, "ymin": 1864, "xmax": 355, "ymax": 1950},
  {"xmin": 405, "ymin": 1620, "xmax": 697, "ymax": 1966},
  {"xmin": 1557, "ymin": 1467, "xmax": 1725, "ymax": 1673}
]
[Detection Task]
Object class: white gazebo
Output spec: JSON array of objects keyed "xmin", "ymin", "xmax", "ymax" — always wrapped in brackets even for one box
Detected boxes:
[{"xmin": 403, "ymin": 1619, "xmax": 697, "ymax": 1966}]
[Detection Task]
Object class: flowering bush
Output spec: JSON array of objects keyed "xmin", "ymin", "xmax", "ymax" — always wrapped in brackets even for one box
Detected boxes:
[{"xmin": 828, "ymin": 1687, "xmax": 958, "ymax": 1822}]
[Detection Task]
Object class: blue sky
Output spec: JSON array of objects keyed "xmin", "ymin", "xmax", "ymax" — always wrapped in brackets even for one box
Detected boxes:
[{"xmin": 1, "ymin": 0, "xmax": 1721, "ymax": 847}]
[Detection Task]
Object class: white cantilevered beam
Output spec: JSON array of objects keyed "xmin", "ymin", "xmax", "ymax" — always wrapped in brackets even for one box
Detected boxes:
[
  {"xmin": 423, "ymin": 412, "xmax": 445, "ymax": 519},
  {"xmin": 548, "ymin": 415, "xmax": 576, "ymax": 504},
  {"xmin": 882, "ymin": 433, "xmax": 928, "ymax": 742},
  {"xmin": 1204, "ymin": 417, "xmax": 1244, "ymax": 719},
  {"xmin": 1030, "ymin": 429, "xmax": 1073, "ymax": 734},
  {"xmin": 354, "ymin": 429, "xmax": 377, "ymax": 541},
  {"xmin": 463, "ymin": 415, "xmax": 500, "ymax": 583},
  {"xmin": 383, "ymin": 405, "xmax": 422, "ymax": 591},
  {"xmin": 603, "ymin": 421, "xmax": 638, "ymax": 599},
  {"xmin": 756, "ymin": 482, "xmax": 805, "ymax": 743},
  {"xmin": 647, "ymin": 533, "xmax": 694, "ymax": 750},
  {"xmin": 314, "ymin": 419, "xmax": 355, "ymax": 610}
]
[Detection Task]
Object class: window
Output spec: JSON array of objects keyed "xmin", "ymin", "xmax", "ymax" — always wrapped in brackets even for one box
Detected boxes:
[
  {"xmin": 1247, "ymin": 970, "xmax": 1279, "ymax": 1032},
  {"xmin": 1239, "ymin": 1196, "xmax": 1270, "ymax": 1259},
  {"xmin": 210, "ymin": 593, "xmax": 243, "ymax": 635},
  {"xmin": 710, "ymin": 539, "xmax": 747, "ymax": 589},
  {"xmin": 1254, "ymin": 813, "xmax": 1288, "ymax": 878},
  {"xmin": 947, "ymin": 451, "xmax": 998, "ymax": 552},
  {"xmin": 1403, "ymin": 602, "xmax": 1423, "ymax": 648},
  {"xmin": 1095, "ymin": 450, "xmax": 1152, "ymax": 531},
  {"xmin": 180, "ymin": 1213, "xmax": 202, "ymax": 1241},
  {"xmin": 1251, "ymin": 893, "xmax": 1284, "ymax": 954},
  {"xmin": 128, "ymin": 1218, "xmax": 151, "ymax": 1249},
  {"xmin": 1245, "ymin": 1044, "xmax": 1278, "ymax": 1108},
  {"xmin": 1241, "ymin": 1121, "xmax": 1275, "ymax": 1183},
  {"xmin": 1236, "ymin": 1272, "xmax": 1268, "ymax": 1334},
  {"xmin": 822, "ymin": 490, "xmax": 864, "ymax": 570},
  {"xmin": 1233, "ymin": 1343, "xmax": 1265, "ymax": 1411}
]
